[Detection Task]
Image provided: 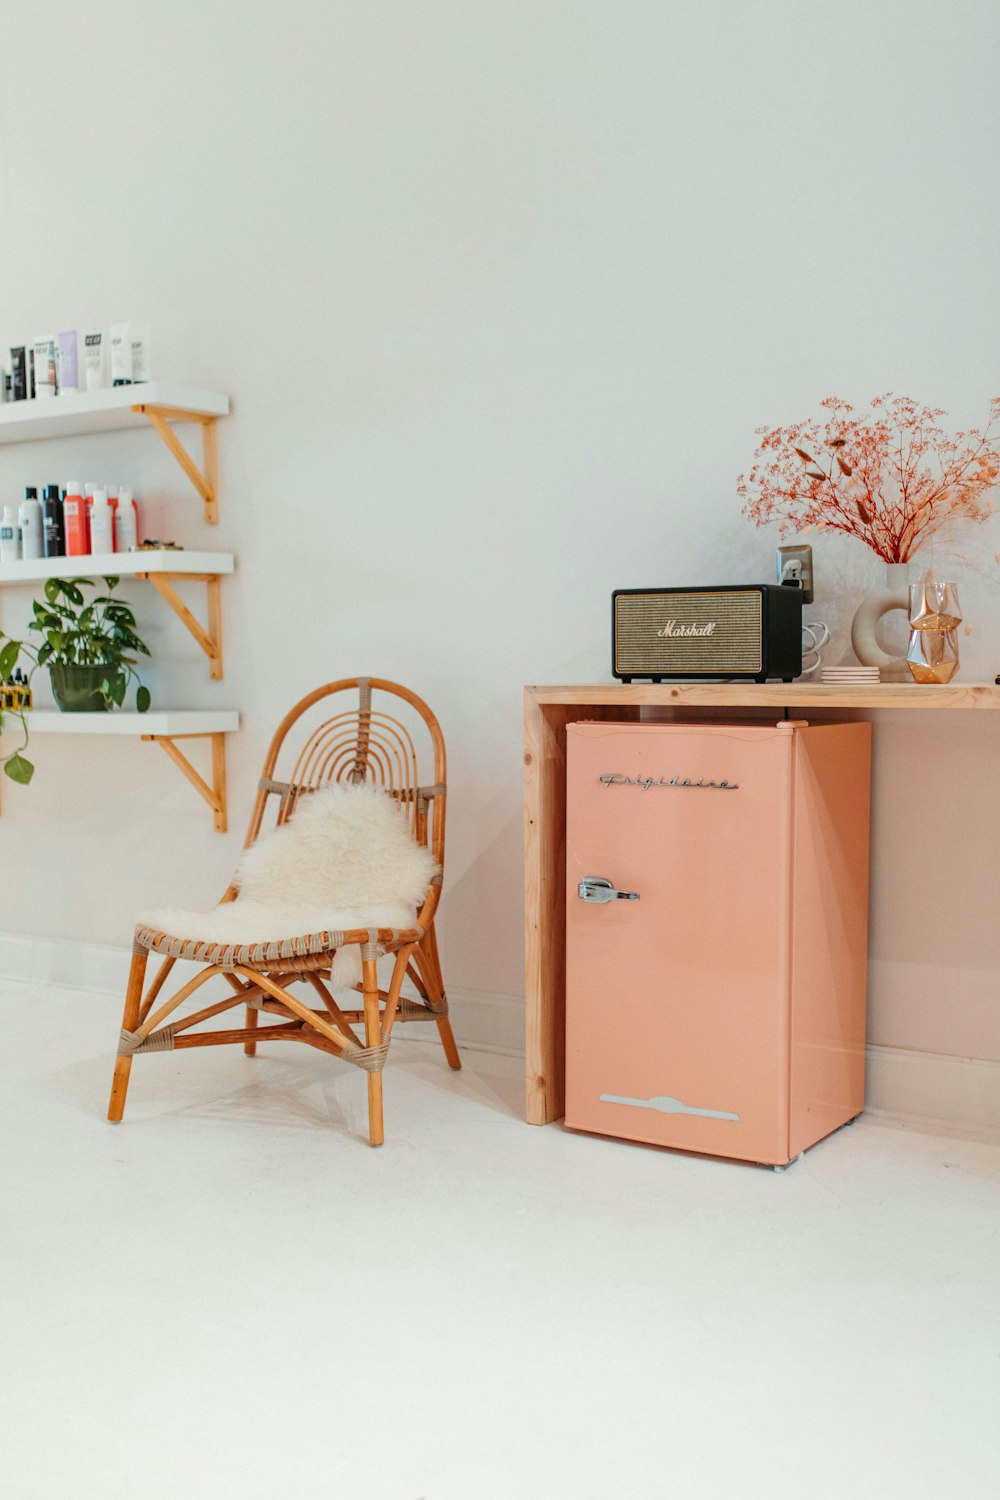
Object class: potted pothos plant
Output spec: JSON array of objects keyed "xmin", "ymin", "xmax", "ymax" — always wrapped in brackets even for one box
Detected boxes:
[{"xmin": 0, "ymin": 576, "xmax": 151, "ymax": 785}]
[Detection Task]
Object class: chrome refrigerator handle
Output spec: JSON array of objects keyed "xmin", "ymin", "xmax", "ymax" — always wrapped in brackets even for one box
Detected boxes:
[{"xmin": 578, "ymin": 876, "xmax": 640, "ymax": 903}]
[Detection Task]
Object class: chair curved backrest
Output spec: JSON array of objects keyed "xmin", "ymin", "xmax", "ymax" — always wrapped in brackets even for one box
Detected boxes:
[{"xmin": 243, "ymin": 677, "xmax": 447, "ymax": 873}]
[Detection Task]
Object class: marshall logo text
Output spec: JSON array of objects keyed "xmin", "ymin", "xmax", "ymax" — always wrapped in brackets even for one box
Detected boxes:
[
  {"xmin": 655, "ymin": 621, "xmax": 717, "ymax": 638},
  {"xmin": 599, "ymin": 773, "xmax": 740, "ymax": 791}
]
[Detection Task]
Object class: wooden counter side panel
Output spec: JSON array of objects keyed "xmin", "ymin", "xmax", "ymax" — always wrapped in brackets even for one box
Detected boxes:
[
  {"xmin": 788, "ymin": 723, "xmax": 872, "ymax": 1157},
  {"xmin": 524, "ymin": 696, "xmax": 642, "ymax": 1124},
  {"xmin": 524, "ymin": 697, "xmax": 571, "ymax": 1123}
]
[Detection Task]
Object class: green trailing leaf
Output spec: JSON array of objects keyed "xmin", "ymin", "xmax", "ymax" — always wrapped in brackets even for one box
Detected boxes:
[
  {"xmin": 109, "ymin": 674, "xmax": 127, "ymax": 707},
  {"xmin": 136, "ymin": 685, "xmax": 151, "ymax": 713},
  {"xmin": 44, "ymin": 578, "xmax": 60, "ymax": 605},
  {"xmin": 62, "ymin": 582, "xmax": 85, "ymax": 607},
  {"xmin": 4, "ymin": 754, "xmax": 34, "ymax": 785},
  {"xmin": 0, "ymin": 640, "xmax": 19, "ymax": 678}
]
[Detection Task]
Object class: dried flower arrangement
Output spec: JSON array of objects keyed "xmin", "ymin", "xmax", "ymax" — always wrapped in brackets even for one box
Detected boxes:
[{"xmin": 738, "ymin": 393, "xmax": 1000, "ymax": 564}]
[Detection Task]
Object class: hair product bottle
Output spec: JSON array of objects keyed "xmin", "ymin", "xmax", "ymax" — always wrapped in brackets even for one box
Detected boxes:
[
  {"xmin": 106, "ymin": 486, "xmax": 120, "ymax": 550},
  {"xmin": 83, "ymin": 333, "xmax": 106, "ymax": 391},
  {"xmin": 63, "ymin": 481, "xmax": 87, "ymax": 556},
  {"xmin": 19, "ymin": 487, "xmax": 44, "ymax": 560},
  {"xmin": 41, "ymin": 484, "xmax": 65, "ymax": 557},
  {"xmin": 0, "ymin": 506, "xmax": 21, "ymax": 562},
  {"xmin": 56, "ymin": 332, "xmax": 78, "ymax": 393},
  {"xmin": 110, "ymin": 324, "xmax": 133, "ymax": 386},
  {"xmin": 83, "ymin": 483, "xmax": 97, "ymax": 550},
  {"xmin": 9, "ymin": 347, "xmax": 27, "ymax": 401},
  {"xmin": 89, "ymin": 489, "xmax": 114, "ymax": 554},
  {"xmin": 115, "ymin": 487, "xmax": 138, "ymax": 552},
  {"xmin": 32, "ymin": 337, "xmax": 58, "ymax": 399}
]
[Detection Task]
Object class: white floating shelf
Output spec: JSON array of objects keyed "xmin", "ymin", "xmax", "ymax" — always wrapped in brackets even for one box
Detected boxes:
[
  {"xmin": 0, "ymin": 550, "xmax": 235, "ymax": 585},
  {"xmin": 21, "ymin": 710, "xmax": 240, "ymax": 736},
  {"xmin": 7, "ymin": 708, "xmax": 239, "ymax": 830},
  {"xmin": 0, "ymin": 385, "xmax": 230, "ymax": 445}
]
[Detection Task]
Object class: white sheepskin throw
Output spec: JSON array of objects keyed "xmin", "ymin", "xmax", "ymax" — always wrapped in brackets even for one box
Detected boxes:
[{"xmin": 137, "ymin": 782, "xmax": 439, "ymax": 986}]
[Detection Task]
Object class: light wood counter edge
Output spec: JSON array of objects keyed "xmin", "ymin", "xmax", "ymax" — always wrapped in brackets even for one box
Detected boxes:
[{"xmin": 526, "ymin": 682, "xmax": 1000, "ymax": 710}]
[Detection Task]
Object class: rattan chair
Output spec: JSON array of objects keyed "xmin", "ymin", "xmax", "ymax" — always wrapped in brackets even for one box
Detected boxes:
[{"xmin": 107, "ymin": 677, "xmax": 461, "ymax": 1145}]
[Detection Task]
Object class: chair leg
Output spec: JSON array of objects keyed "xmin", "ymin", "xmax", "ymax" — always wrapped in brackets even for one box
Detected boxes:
[
  {"xmin": 417, "ymin": 929, "xmax": 462, "ymax": 1072},
  {"xmin": 362, "ymin": 955, "xmax": 384, "ymax": 1148},
  {"xmin": 244, "ymin": 1003, "xmax": 259, "ymax": 1056},
  {"xmin": 108, "ymin": 950, "xmax": 148, "ymax": 1123},
  {"xmin": 435, "ymin": 1015, "xmax": 462, "ymax": 1072}
]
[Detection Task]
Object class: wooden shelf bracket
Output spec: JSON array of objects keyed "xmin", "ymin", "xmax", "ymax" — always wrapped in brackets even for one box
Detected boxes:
[
  {"xmin": 141, "ymin": 573, "xmax": 223, "ymax": 680},
  {"xmin": 143, "ymin": 731, "xmax": 228, "ymax": 832},
  {"xmin": 135, "ymin": 404, "xmax": 220, "ymax": 524}
]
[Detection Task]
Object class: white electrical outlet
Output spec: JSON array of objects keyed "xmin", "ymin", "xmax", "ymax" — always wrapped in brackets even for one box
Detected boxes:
[{"xmin": 777, "ymin": 544, "xmax": 814, "ymax": 604}]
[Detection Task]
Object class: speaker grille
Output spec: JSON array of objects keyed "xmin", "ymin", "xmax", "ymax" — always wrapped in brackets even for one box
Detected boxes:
[{"xmin": 614, "ymin": 591, "xmax": 763, "ymax": 675}]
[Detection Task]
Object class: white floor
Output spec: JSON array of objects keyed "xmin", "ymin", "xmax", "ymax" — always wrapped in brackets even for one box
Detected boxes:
[{"xmin": 2, "ymin": 979, "xmax": 999, "ymax": 1500}]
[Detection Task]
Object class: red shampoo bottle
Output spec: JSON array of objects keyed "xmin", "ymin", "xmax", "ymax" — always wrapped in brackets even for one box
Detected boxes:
[{"xmin": 64, "ymin": 481, "xmax": 88, "ymax": 556}]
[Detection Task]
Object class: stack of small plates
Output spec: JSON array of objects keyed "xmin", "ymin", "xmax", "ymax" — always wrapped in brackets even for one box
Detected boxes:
[{"xmin": 820, "ymin": 666, "xmax": 881, "ymax": 685}]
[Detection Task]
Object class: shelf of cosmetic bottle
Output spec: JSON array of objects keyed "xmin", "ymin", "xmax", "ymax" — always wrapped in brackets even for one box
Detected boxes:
[
  {"xmin": 0, "ymin": 550, "xmax": 235, "ymax": 585},
  {"xmin": 0, "ymin": 385, "xmax": 230, "ymax": 445},
  {"xmin": 17, "ymin": 710, "xmax": 240, "ymax": 736}
]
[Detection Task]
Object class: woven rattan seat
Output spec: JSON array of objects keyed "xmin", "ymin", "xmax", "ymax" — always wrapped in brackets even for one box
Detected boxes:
[
  {"xmin": 132, "ymin": 920, "xmax": 425, "ymax": 972},
  {"xmin": 107, "ymin": 679, "xmax": 460, "ymax": 1145}
]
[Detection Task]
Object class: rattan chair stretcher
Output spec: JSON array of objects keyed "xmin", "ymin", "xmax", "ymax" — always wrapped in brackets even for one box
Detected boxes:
[{"xmin": 107, "ymin": 677, "xmax": 461, "ymax": 1145}]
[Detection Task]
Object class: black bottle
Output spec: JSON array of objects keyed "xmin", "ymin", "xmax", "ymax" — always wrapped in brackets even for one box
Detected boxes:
[
  {"xmin": 41, "ymin": 484, "xmax": 64, "ymax": 557},
  {"xmin": 10, "ymin": 347, "xmax": 27, "ymax": 402}
]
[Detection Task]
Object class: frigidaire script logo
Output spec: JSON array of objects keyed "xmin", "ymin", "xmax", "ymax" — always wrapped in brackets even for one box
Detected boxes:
[
  {"xmin": 599, "ymin": 774, "xmax": 740, "ymax": 791},
  {"xmin": 656, "ymin": 621, "xmax": 717, "ymax": 637}
]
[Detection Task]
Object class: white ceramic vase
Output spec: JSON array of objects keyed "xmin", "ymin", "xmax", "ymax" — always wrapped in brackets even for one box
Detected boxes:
[{"xmin": 850, "ymin": 562, "xmax": 911, "ymax": 682}]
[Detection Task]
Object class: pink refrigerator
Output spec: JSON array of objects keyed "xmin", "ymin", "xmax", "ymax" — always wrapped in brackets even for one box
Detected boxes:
[{"xmin": 565, "ymin": 720, "xmax": 871, "ymax": 1167}]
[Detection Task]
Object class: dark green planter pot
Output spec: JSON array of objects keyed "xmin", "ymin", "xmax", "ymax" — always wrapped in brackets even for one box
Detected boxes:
[{"xmin": 49, "ymin": 664, "xmax": 115, "ymax": 713}]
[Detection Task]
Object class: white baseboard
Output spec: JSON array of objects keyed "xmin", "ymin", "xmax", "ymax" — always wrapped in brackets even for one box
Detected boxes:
[
  {"xmin": 864, "ymin": 1044, "xmax": 1000, "ymax": 1137},
  {"xmin": 1, "ymin": 931, "xmax": 997, "ymax": 1136},
  {"xmin": 0, "ymin": 930, "xmax": 133, "ymax": 992}
]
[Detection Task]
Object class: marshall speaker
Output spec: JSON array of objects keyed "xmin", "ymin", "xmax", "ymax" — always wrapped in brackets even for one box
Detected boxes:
[{"xmin": 612, "ymin": 583, "xmax": 802, "ymax": 683}]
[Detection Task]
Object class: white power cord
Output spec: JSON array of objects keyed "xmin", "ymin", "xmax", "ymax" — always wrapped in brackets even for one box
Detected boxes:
[{"xmin": 800, "ymin": 620, "xmax": 830, "ymax": 676}]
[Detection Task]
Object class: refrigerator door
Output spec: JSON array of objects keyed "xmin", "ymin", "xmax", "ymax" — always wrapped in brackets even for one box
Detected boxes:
[{"xmin": 565, "ymin": 722, "xmax": 794, "ymax": 1164}]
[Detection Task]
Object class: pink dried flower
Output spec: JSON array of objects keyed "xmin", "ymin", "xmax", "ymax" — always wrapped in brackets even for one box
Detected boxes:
[{"xmin": 738, "ymin": 394, "xmax": 1000, "ymax": 564}]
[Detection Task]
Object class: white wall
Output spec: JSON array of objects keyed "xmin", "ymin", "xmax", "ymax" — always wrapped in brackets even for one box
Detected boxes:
[{"xmin": 2, "ymin": 1, "xmax": 999, "ymax": 1073}]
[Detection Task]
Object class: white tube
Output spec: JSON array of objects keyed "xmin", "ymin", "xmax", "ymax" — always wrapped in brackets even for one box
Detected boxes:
[
  {"xmin": 0, "ymin": 506, "xmax": 22, "ymax": 561},
  {"xmin": 83, "ymin": 332, "xmax": 106, "ymax": 391},
  {"xmin": 32, "ymin": 335, "xmax": 57, "ymax": 399},
  {"xmin": 57, "ymin": 331, "xmax": 79, "ymax": 392},
  {"xmin": 110, "ymin": 323, "xmax": 133, "ymax": 386},
  {"xmin": 130, "ymin": 326, "xmax": 151, "ymax": 383}
]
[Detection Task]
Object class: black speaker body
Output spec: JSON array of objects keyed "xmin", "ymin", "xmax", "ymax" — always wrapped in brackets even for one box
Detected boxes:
[{"xmin": 612, "ymin": 584, "xmax": 803, "ymax": 683}]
